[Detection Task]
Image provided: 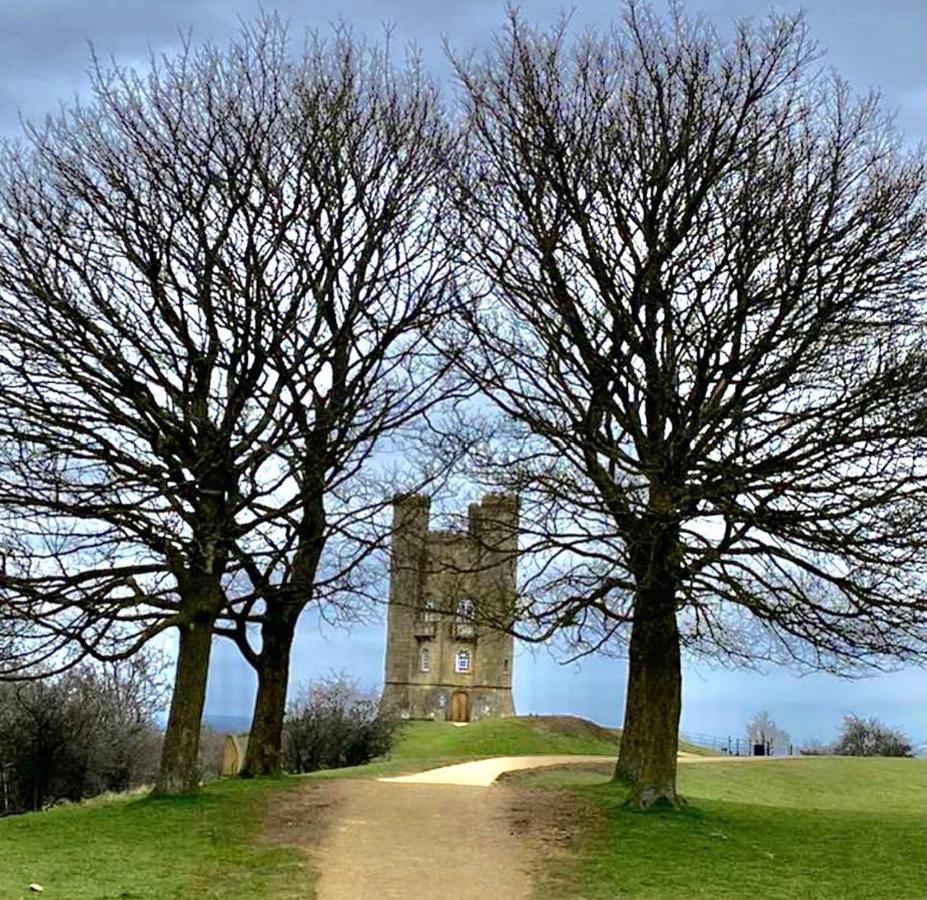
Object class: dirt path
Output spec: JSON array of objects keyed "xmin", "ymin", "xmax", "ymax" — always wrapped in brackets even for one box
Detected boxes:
[
  {"xmin": 264, "ymin": 753, "xmax": 799, "ymax": 899},
  {"xmin": 380, "ymin": 753, "xmax": 612, "ymax": 786},
  {"xmin": 380, "ymin": 751, "xmax": 796, "ymax": 787},
  {"xmin": 312, "ymin": 779, "xmax": 532, "ymax": 900}
]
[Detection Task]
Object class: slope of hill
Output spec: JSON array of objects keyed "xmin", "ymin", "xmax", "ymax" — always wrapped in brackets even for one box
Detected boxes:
[
  {"xmin": 0, "ymin": 715, "xmax": 716, "ymax": 898},
  {"xmin": 508, "ymin": 756, "xmax": 927, "ymax": 900},
  {"xmin": 389, "ymin": 714, "xmax": 715, "ymax": 762},
  {"xmin": 391, "ymin": 715, "xmax": 620, "ymax": 760},
  {"xmin": 0, "ymin": 779, "xmax": 306, "ymax": 899},
  {"xmin": 1, "ymin": 748, "xmax": 921, "ymax": 899}
]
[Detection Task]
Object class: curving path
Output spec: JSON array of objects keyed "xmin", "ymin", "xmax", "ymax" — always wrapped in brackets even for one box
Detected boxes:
[
  {"xmin": 379, "ymin": 753, "xmax": 613, "ymax": 786},
  {"xmin": 303, "ymin": 752, "xmax": 796, "ymax": 899},
  {"xmin": 378, "ymin": 750, "xmax": 792, "ymax": 787}
]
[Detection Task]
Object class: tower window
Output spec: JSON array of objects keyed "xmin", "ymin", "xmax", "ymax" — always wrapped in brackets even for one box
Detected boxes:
[
  {"xmin": 420, "ymin": 598, "xmax": 438, "ymax": 622},
  {"xmin": 503, "ymin": 658, "xmax": 509, "ymax": 674},
  {"xmin": 420, "ymin": 647, "xmax": 431, "ymax": 673},
  {"xmin": 456, "ymin": 598, "xmax": 474, "ymax": 619},
  {"xmin": 455, "ymin": 648, "xmax": 471, "ymax": 673}
]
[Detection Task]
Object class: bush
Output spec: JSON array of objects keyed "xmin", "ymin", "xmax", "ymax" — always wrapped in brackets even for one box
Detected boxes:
[
  {"xmin": 832, "ymin": 715, "xmax": 914, "ymax": 757},
  {"xmin": 0, "ymin": 654, "xmax": 166, "ymax": 815},
  {"xmin": 284, "ymin": 674, "xmax": 399, "ymax": 774},
  {"xmin": 797, "ymin": 740, "xmax": 831, "ymax": 756}
]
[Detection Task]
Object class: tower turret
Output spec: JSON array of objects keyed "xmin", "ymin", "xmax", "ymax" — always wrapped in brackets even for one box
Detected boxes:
[{"xmin": 380, "ymin": 494, "xmax": 430, "ymax": 715}]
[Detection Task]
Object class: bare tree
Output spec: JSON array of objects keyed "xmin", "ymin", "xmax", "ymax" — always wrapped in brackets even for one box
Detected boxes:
[
  {"xmin": 745, "ymin": 710, "xmax": 789, "ymax": 754},
  {"xmin": 283, "ymin": 672, "xmax": 400, "ymax": 774},
  {"xmin": 447, "ymin": 3, "xmax": 927, "ymax": 807},
  {"xmin": 0, "ymin": 653, "xmax": 166, "ymax": 815},
  {"xmin": 213, "ymin": 37, "xmax": 459, "ymax": 777},
  {"xmin": 0, "ymin": 18, "xmax": 456, "ymax": 791}
]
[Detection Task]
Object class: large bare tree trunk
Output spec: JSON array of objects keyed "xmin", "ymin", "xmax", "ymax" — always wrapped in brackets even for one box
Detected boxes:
[
  {"xmin": 615, "ymin": 561, "xmax": 683, "ymax": 809},
  {"xmin": 154, "ymin": 613, "xmax": 216, "ymax": 795},
  {"xmin": 240, "ymin": 612, "xmax": 297, "ymax": 777}
]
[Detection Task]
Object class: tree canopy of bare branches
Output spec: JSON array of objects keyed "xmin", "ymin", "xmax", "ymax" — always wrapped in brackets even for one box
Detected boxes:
[
  {"xmin": 0, "ymin": 17, "xmax": 457, "ymax": 790},
  {"xmin": 447, "ymin": 3, "xmax": 927, "ymax": 806},
  {"xmin": 211, "ymin": 29, "xmax": 460, "ymax": 777}
]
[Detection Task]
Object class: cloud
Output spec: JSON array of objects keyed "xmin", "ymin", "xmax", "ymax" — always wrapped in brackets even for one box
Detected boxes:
[{"xmin": 2, "ymin": 1, "xmax": 923, "ymax": 139}]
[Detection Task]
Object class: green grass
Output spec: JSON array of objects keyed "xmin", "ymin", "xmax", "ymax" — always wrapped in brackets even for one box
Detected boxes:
[
  {"xmin": 0, "ymin": 778, "xmax": 310, "ymax": 899},
  {"xmin": 0, "ymin": 714, "xmax": 627, "ymax": 897},
  {"xmin": 0, "ymin": 716, "xmax": 731, "ymax": 899},
  {"xmin": 382, "ymin": 714, "xmax": 713, "ymax": 764},
  {"xmin": 513, "ymin": 757, "xmax": 927, "ymax": 900},
  {"xmin": 296, "ymin": 715, "xmax": 624, "ymax": 782},
  {"xmin": 391, "ymin": 714, "xmax": 621, "ymax": 759}
]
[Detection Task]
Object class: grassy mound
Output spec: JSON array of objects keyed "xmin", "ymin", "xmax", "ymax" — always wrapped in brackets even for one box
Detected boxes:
[
  {"xmin": 2, "ymin": 728, "xmax": 915, "ymax": 900},
  {"xmin": 389, "ymin": 714, "xmax": 715, "ymax": 762},
  {"xmin": 390, "ymin": 714, "xmax": 621, "ymax": 761},
  {"xmin": 514, "ymin": 756, "xmax": 927, "ymax": 900}
]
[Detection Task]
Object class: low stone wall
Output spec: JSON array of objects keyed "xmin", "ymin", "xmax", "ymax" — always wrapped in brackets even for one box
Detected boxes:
[{"xmin": 221, "ymin": 734, "xmax": 249, "ymax": 776}]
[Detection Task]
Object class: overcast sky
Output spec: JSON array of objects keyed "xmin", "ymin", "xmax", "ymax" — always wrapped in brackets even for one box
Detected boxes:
[
  {"xmin": 2, "ymin": 0, "xmax": 924, "ymax": 747},
  {"xmin": 1, "ymin": 0, "xmax": 924, "ymax": 141}
]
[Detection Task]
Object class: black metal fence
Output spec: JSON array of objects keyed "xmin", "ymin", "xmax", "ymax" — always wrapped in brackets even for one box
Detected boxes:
[{"xmin": 679, "ymin": 730, "xmax": 794, "ymax": 756}]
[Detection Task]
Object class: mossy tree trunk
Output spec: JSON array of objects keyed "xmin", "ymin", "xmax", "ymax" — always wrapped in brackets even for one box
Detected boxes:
[
  {"xmin": 240, "ymin": 607, "xmax": 299, "ymax": 777},
  {"xmin": 154, "ymin": 605, "xmax": 218, "ymax": 795},
  {"xmin": 615, "ymin": 524, "xmax": 684, "ymax": 809}
]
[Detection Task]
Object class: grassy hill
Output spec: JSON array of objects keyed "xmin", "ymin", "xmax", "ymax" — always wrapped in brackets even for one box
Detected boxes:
[
  {"xmin": 388, "ymin": 714, "xmax": 714, "ymax": 763},
  {"xmin": 0, "ymin": 779, "xmax": 308, "ymax": 899},
  {"xmin": 392, "ymin": 715, "xmax": 621, "ymax": 759},
  {"xmin": 509, "ymin": 756, "xmax": 927, "ymax": 900},
  {"xmin": 2, "ymin": 718, "xmax": 913, "ymax": 900},
  {"xmin": 0, "ymin": 715, "xmax": 626, "ymax": 897}
]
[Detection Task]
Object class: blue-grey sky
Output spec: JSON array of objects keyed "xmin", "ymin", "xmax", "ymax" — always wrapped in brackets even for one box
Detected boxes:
[{"xmin": 2, "ymin": 0, "xmax": 924, "ymax": 748}]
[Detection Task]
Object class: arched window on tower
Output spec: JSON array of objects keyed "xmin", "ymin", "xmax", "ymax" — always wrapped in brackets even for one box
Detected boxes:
[{"xmin": 420, "ymin": 646, "xmax": 431, "ymax": 673}]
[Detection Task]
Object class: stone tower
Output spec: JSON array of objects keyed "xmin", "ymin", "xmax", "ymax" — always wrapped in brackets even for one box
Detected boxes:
[{"xmin": 381, "ymin": 493, "xmax": 518, "ymax": 722}]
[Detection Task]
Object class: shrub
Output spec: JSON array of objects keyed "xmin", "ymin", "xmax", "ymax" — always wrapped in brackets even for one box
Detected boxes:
[
  {"xmin": 797, "ymin": 740, "xmax": 831, "ymax": 756},
  {"xmin": 832, "ymin": 715, "xmax": 914, "ymax": 757},
  {"xmin": 0, "ymin": 654, "xmax": 166, "ymax": 815},
  {"xmin": 283, "ymin": 674, "xmax": 399, "ymax": 774}
]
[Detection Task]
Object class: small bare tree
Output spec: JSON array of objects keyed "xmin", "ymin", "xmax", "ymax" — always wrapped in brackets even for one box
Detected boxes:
[
  {"xmin": 832, "ymin": 715, "xmax": 914, "ymax": 757},
  {"xmin": 745, "ymin": 710, "xmax": 790, "ymax": 754},
  {"xmin": 448, "ymin": 3, "xmax": 927, "ymax": 806},
  {"xmin": 283, "ymin": 673, "xmax": 399, "ymax": 774}
]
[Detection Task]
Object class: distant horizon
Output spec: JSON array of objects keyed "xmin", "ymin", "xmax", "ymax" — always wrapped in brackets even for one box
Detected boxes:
[{"xmin": 202, "ymin": 610, "xmax": 927, "ymax": 752}]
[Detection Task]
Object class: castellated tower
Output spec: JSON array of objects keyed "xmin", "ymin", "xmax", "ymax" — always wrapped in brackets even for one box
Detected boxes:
[{"xmin": 381, "ymin": 493, "xmax": 518, "ymax": 722}]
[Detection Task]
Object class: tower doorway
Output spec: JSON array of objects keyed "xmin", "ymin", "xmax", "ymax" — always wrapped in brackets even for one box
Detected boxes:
[{"xmin": 449, "ymin": 691, "xmax": 470, "ymax": 723}]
